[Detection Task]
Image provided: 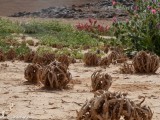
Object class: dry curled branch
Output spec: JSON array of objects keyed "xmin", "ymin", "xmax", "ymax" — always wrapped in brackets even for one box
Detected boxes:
[
  {"xmin": 57, "ymin": 54, "xmax": 70, "ymax": 67},
  {"xmin": 91, "ymin": 70, "xmax": 112, "ymax": 91},
  {"xmin": 83, "ymin": 52, "xmax": 100, "ymax": 66},
  {"xmin": 32, "ymin": 53, "xmax": 55, "ymax": 65},
  {"xmin": 41, "ymin": 61, "xmax": 72, "ymax": 90},
  {"xmin": 119, "ymin": 62, "xmax": 134, "ymax": 74},
  {"xmin": 77, "ymin": 91, "xmax": 153, "ymax": 120},
  {"xmin": 133, "ymin": 51, "xmax": 159, "ymax": 73},
  {"xmin": 24, "ymin": 63, "xmax": 42, "ymax": 84}
]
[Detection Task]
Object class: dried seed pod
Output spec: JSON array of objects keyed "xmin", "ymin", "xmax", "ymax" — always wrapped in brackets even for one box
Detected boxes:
[
  {"xmin": 133, "ymin": 51, "xmax": 159, "ymax": 73},
  {"xmin": 57, "ymin": 54, "xmax": 70, "ymax": 67},
  {"xmin": 24, "ymin": 64, "xmax": 42, "ymax": 84},
  {"xmin": 83, "ymin": 52, "xmax": 100, "ymax": 66},
  {"xmin": 5, "ymin": 48, "xmax": 17, "ymax": 60},
  {"xmin": 99, "ymin": 56, "xmax": 110, "ymax": 66},
  {"xmin": 24, "ymin": 51, "xmax": 35, "ymax": 63},
  {"xmin": 32, "ymin": 53, "xmax": 55, "ymax": 65},
  {"xmin": 41, "ymin": 61, "xmax": 72, "ymax": 90},
  {"xmin": 77, "ymin": 91, "xmax": 153, "ymax": 120},
  {"xmin": 91, "ymin": 70, "xmax": 112, "ymax": 91},
  {"xmin": 119, "ymin": 62, "xmax": 134, "ymax": 74}
]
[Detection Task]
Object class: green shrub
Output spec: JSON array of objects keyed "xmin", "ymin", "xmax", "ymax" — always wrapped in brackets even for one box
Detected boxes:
[{"xmin": 112, "ymin": 0, "xmax": 160, "ymax": 55}]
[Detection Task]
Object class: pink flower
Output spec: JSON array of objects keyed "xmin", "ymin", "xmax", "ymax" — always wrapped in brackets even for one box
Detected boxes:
[
  {"xmin": 89, "ymin": 18, "xmax": 93, "ymax": 25},
  {"xmin": 105, "ymin": 25, "xmax": 110, "ymax": 31},
  {"xmin": 151, "ymin": 9, "xmax": 156, "ymax": 14},
  {"xmin": 112, "ymin": 1, "xmax": 116, "ymax": 6},
  {"xmin": 125, "ymin": 19, "xmax": 129, "ymax": 23},
  {"xmin": 147, "ymin": 5, "xmax": 152, "ymax": 10},
  {"xmin": 112, "ymin": 17, "xmax": 117, "ymax": 23}
]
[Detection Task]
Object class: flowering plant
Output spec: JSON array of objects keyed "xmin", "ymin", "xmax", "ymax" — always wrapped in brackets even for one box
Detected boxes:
[
  {"xmin": 112, "ymin": 0, "xmax": 160, "ymax": 55},
  {"xmin": 76, "ymin": 18, "xmax": 111, "ymax": 36}
]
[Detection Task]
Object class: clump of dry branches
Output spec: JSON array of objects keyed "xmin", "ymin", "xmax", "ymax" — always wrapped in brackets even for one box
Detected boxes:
[
  {"xmin": 24, "ymin": 51, "xmax": 35, "ymax": 63},
  {"xmin": 0, "ymin": 50, "xmax": 5, "ymax": 61},
  {"xmin": 103, "ymin": 45, "xmax": 110, "ymax": 54},
  {"xmin": 99, "ymin": 56, "xmax": 110, "ymax": 67},
  {"xmin": 5, "ymin": 48, "xmax": 17, "ymax": 60},
  {"xmin": 24, "ymin": 64, "xmax": 42, "ymax": 84},
  {"xmin": 77, "ymin": 91, "xmax": 153, "ymax": 120},
  {"xmin": 32, "ymin": 53, "xmax": 55, "ymax": 65},
  {"xmin": 57, "ymin": 54, "xmax": 70, "ymax": 67},
  {"xmin": 133, "ymin": 51, "xmax": 159, "ymax": 73},
  {"xmin": 41, "ymin": 61, "xmax": 72, "ymax": 89},
  {"xmin": 83, "ymin": 52, "xmax": 100, "ymax": 66},
  {"xmin": 91, "ymin": 70, "xmax": 112, "ymax": 91},
  {"xmin": 119, "ymin": 62, "xmax": 134, "ymax": 74},
  {"xmin": 108, "ymin": 51, "xmax": 127, "ymax": 64}
]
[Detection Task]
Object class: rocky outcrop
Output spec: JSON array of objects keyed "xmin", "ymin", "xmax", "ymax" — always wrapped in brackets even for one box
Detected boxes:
[{"xmin": 10, "ymin": 0, "xmax": 134, "ymax": 19}]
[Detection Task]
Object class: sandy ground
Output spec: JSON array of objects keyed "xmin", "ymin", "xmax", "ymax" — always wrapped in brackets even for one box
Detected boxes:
[{"xmin": 0, "ymin": 60, "xmax": 160, "ymax": 120}]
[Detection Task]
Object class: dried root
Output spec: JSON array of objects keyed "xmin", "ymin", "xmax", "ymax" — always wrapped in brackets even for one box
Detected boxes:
[
  {"xmin": 24, "ymin": 64, "xmax": 42, "ymax": 84},
  {"xmin": 91, "ymin": 70, "xmax": 112, "ymax": 91},
  {"xmin": 83, "ymin": 52, "xmax": 100, "ymax": 66},
  {"xmin": 41, "ymin": 61, "xmax": 72, "ymax": 89},
  {"xmin": 133, "ymin": 51, "xmax": 159, "ymax": 73},
  {"xmin": 119, "ymin": 62, "xmax": 134, "ymax": 74},
  {"xmin": 57, "ymin": 54, "xmax": 70, "ymax": 67},
  {"xmin": 24, "ymin": 51, "xmax": 35, "ymax": 63},
  {"xmin": 99, "ymin": 56, "xmax": 110, "ymax": 67},
  {"xmin": 32, "ymin": 53, "xmax": 55, "ymax": 65},
  {"xmin": 77, "ymin": 91, "xmax": 153, "ymax": 120},
  {"xmin": 5, "ymin": 49, "xmax": 17, "ymax": 60}
]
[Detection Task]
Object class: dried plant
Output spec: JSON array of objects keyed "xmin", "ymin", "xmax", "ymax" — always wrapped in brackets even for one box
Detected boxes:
[
  {"xmin": 41, "ymin": 61, "xmax": 72, "ymax": 89},
  {"xmin": 133, "ymin": 51, "xmax": 159, "ymax": 73},
  {"xmin": 91, "ymin": 70, "xmax": 112, "ymax": 91},
  {"xmin": 104, "ymin": 45, "xmax": 110, "ymax": 54},
  {"xmin": 99, "ymin": 56, "xmax": 110, "ymax": 66},
  {"xmin": 24, "ymin": 51, "xmax": 35, "ymax": 63},
  {"xmin": 24, "ymin": 64, "xmax": 42, "ymax": 84},
  {"xmin": 0, "ymin": 50, "xmax": 5, "ymax": 61},
  {"xmin": 83, "ymin": 52, "xmax": 100, "ymax": 66},
  {"xmin": 32, "ymin": 53, "xmax": 55, "ymax": 65},
  {"xmin": 108, "ymin": 51, "xmax": 127, "ymax": 64},
  {"xmin": 5, "ymin": 48, "xmax": 17, "ymax": 60},
  {"xmin": 77, "ymin": 91, "xmax": 153, "ymax": 120},
  {"xmin": 119, "ymin": 62, "xmax": 134, "ymax": 74},
  {"xmin": 57, "ymin": 54, "xmax": 70, "ymax": 67}
]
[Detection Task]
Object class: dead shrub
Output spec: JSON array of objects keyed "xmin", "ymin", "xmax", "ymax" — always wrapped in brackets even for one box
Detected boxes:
[
  {"xmin": 108, "ymin": 51, "xmax": 127, "ymax": 64},
  {"xmin": 24, "ymin": 64, "xmax": 42, "ymax": 84},
  {"xmin": 91, "ymin": 70, "xmax": 112, "ymax": 91},
  {"xmin": 133, "ymin": 51, "xmax": 159, "ymax": 73},
  {"xmin": 24, "ymin": 51, "xmax": 35, "ymax": 63},
  {"xmin": 103, "ymin": 45, "xmax": 110, "ymax": 54},
  {"xmin": 5, "ymin": 48, "xmax": 17, "ymax": 60},
  {"xmin": 41, "ymin": 61, "xmax": 72, "ymax": 90},
  {"xmin": 83, "ymin": 52, "xmax": 100, "ymax": 66},
  {"xmin": 99, "ymin": 56, "xmax": 110, "ymax": 66},
  {"xmin": 57, "ymin": 54, "xmax": 70, "ymax": 67},
  {"xmin": 77, "ymin": 91, "xmax": 153, "ymax": 120},
  {"xmin": 119, "ymin": 62, "xmax": 134, "ymax": 74},
  {"xmin": 0, "ymin": 50, "xmax": 5, "ymax": 62},
  {"xmin": 32, "ymin": 53, "xmax": 55, "ymax": 65}
]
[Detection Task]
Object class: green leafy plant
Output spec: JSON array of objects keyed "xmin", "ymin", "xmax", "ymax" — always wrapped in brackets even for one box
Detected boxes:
[{"xmin": 112, "ymin": 0, "xmax": 160, "ymax": 55}]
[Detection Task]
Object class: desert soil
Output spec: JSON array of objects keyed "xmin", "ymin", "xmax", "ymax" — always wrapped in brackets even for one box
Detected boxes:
[{"xmin": 0, "ymin": 60, "xmax": 160, "ymax": 120}]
